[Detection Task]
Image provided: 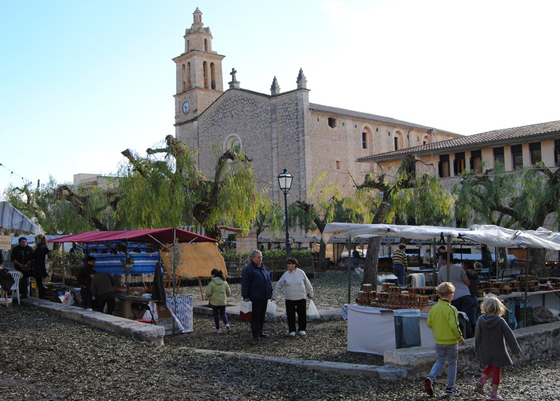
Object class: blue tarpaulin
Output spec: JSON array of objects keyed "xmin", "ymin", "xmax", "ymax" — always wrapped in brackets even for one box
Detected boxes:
[{"xmin": 0, "ymin": 202, "xmax": 38, "ymax": 235}]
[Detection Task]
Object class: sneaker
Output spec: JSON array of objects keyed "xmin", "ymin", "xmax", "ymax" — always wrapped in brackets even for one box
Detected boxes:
[
  {"xmin": 289, "ymin": 332, "xmax": 296, "ymax": 337},
  {"xmin": 225, "ymin": 324, "xmax": 231, "ymax": 332},
  {"xmin": 298, "ymin": 331, "xmax": 306, "ymax": 336},
  {"xmin": 424, "ymin": 377, "xmax": 434, "ymax": 396},
  {"xmin": 445, "ymin": 387, "xmax": 460, "ymax": 397},
  {"xmin": 213, "ymin": 329, "xmax": 221, "ymax": 334},
  {"xmin": 490, "ymin": 393, "xmax": 504, "ymax": 400},
  {"xmin": 475, "ymin": 378, "xmax": 485, "ymax": 395}
]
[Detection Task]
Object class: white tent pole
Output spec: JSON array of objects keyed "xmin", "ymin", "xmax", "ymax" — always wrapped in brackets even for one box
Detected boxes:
[
  {"xmin": 347, "ymin": 237, "xmax": 352, "ymax": 304},
  {"xmin": 446, "ymin": 235, "xmax": 452, "ymax": 281}
]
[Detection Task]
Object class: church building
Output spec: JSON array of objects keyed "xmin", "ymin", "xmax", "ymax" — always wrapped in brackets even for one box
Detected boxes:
[{"xmin": 173, "ymin": 8, "xmax": 461, "ymax": 207}]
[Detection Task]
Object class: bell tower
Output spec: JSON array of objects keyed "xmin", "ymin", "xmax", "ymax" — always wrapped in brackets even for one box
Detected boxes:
[{"xmin": 173, "ymin": 8, "xmax": 225, "ymax": 123}]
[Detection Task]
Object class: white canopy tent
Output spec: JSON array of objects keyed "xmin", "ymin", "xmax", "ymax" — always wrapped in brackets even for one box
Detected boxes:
[
  {"xmin": 322, "ymin": 223, "xmax": 560, "ymax": 251},
  {"xmin": 322, "ymin": 222, "xmax": 560, "ymax": 326}
]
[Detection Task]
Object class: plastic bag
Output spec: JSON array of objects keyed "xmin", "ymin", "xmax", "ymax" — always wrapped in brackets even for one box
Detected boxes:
[
  {"xmin": 307, "ymin": 300, "xmax": 320, "ymax": 320},
  {"xmin": 266, "ymin": 300, "xmax": 277, "ymax": 318},
  {"xmin": 59, "ymin": 290, "xmax": 74, "ymax": 306}
]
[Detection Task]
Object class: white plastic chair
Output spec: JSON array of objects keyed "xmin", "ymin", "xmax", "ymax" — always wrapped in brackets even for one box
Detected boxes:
[{"xmin": 8, "ymin": 270, "xmax": 22, "ymax": 305}]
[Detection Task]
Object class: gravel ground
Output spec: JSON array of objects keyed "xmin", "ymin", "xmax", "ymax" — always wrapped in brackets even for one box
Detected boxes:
[{"xmin": 1, "ymin": 271, "xmax": 558, "ymax": 400}]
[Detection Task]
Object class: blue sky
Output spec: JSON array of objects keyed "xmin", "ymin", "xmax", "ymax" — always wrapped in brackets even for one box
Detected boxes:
[{"xmin": 1, "ymin": 0, "xmax": 559, "ymax": 194}]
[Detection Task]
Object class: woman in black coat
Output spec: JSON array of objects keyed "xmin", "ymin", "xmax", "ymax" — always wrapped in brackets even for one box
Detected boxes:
[{"xmin": 31, "ymin": 234, "xmax": 49, "ymax": 299}]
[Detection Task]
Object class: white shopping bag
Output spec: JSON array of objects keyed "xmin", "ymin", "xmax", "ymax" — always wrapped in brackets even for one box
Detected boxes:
[
  {"xmin": 240, "ymin": 300, "xmax": 252, "ymax": 322},
  {"xmin": 266, "ymin": 300, "xmax": 277, "ymax": 318},
  {"xmin": 307, "ymin": 300, "xmax": 320, "ymax": 320}
]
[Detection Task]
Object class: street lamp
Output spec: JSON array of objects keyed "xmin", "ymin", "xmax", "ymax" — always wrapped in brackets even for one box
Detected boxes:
[{"xmin": 278, "ymin": 168, "xmax": 293, "ymax": 258}]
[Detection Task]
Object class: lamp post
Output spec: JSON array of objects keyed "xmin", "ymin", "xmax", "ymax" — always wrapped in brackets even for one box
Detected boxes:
[{"xmin": 278, "ymin": 168, "xmax": 293, "ymax": 258}]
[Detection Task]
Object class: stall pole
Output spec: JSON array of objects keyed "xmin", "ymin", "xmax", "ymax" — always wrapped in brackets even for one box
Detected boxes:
[
  {"xmin": 524, "ymin": 248, "xmax": 530, "ymax": 328},
  {"xmin": 446, "ymin": 235, "xmax": 452, "ymax": 281},
  {"xmin": 347, "ymin": 237, "xmax": 352, "ymax": 304}
]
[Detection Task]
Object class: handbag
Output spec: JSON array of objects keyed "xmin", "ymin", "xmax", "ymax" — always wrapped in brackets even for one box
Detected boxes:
[{"xmin": 307, "ymin": 300, "xmax": 320, "ymax": 320}]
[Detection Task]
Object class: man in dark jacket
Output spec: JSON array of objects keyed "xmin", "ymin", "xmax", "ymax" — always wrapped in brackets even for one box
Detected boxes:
[
  {"xmin": 241, "ymin": 250, "xmax": 272, "ymax": 340},
  {"xmin": 10, "ymin": 237, "xmax": 34, "ymax": 299},
  {"xmin": 77, "ymin": 256, "xmax": 96, "ymax": 309},
  {"xmin": 91, "ymin": 271, "xmax": 118, "ymax": 315}
]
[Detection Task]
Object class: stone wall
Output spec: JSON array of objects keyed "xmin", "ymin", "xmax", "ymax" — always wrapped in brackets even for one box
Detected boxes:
[{"xmin": 384, "ymin": 321, "xmax": 560, "ymax": 379}]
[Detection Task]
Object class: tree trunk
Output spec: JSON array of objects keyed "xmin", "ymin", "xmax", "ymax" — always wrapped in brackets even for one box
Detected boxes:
[
  {"xmin": 317, "ymin": 240, "xmax": 328, "ymax": 271},
  {"xmin": 361, "ymin": 237, "xmax": 381, "ymax": 286}
]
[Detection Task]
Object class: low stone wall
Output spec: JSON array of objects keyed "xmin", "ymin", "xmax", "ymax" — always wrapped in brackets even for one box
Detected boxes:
[
  {"xmin": 23, "ymin": 298, "xmax": 165, "ymax": 346},
  {"xmin": 384, "ymin": 321, "xmax": 560, "ymax": 379}
]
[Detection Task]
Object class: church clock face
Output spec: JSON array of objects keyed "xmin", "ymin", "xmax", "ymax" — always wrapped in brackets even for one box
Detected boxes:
[{"xmin": 182, "ymin": 101, "xmax": 190, "ymax": 114}]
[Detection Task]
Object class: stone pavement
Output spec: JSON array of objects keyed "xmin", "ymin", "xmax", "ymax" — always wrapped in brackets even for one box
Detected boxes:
[{"xmin": 21, "ymin": 297, "xmax": 560, "ymax": 381}]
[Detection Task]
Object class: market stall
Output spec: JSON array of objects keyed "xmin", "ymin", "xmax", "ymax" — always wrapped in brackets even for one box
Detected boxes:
[
  {"xmin": 51, "ymin": 228, "xmax": 220, "ymax": 334},
  {"xmin": 322, "ymin": 223, "xmax": 560, "ymax": 354}
]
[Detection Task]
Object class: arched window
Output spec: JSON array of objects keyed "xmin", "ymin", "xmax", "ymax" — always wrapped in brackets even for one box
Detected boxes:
[
  {"xmin": 187, "ymin": 62, "xmax": 191, "ymax": 90},
  {"xmin": 361, "ymin": 126, "xmax": 372, "ymax": 150},
  {"xmin": 203, "ymin": 61, "xmax": 208, "ymax": 89},
  {"xmin": 204, "ymin": 39, "xmax": 208, "ymax": 52},
  {"xmin": 224, "ymin": 135, "xmax": 242, "ymax": 153},
  {"xmin": 182, "ymin": 64, "xmax": 186, "ymax": 92},
  {"xmin": 211, "ymin": 63, "xmax": 216, "ymax": 90},
  {"xmin": 394, "ymin": 131, "xmax": 404, "ymax": 150}
]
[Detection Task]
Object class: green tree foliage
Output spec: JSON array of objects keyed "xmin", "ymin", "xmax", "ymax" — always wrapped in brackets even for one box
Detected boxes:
[
  {"xmin": 357, "ymin": 155, "xmax": 455, "ymax": 286},
  {"xmin": 454, "ymin": 162, "xmax": 560, "ymax": 270},
  {"xmin": 253, "ymin": 202, "xmax": 283, "ymax": 248},
  {"xmin": 455, "ymin": 162, "xmax": 560, "ymax": 230},
  {"xmin": 291, "ymin": 172, "xmax": 369, "ymax": 270},
  {"xmin": 119, "ymin": 135, "xmax": 267, "ymax": 241},
  {"xmin": 5, "ymin": 178, "xmax": 117, "ymax": 234}
]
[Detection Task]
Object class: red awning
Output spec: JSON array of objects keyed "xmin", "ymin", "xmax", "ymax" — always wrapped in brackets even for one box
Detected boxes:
[{"xmin": 50, "ymin": 228, "xmax": 216, "ymax": 244}]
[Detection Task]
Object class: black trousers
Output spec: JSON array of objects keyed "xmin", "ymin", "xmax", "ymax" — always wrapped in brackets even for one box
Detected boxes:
[
  {"xmin": 96, "ymin": 292, "xmax": 115, "ymax": 315},
  {"xmin": 250, "ymin": 300, "xmax": 267, "ymax": 339},
  {"xmin": 286, "ymin": 298, "xmax": 307, "ymax": 333},
  {"xmin": 34, "ymin": 276, "xmax": 45, "ymax": 299},
  {"xmin": 81, "ymin": 287, "xmax": 93, "ymax": 308}
]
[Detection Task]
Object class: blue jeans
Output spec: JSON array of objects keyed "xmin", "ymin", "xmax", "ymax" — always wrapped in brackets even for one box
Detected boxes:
[
  {"xmin": 393, "ymin": 264, "xmax": 405, "ymax": 286},
  {"xmin": 429, "ymin": 343, "xmax": 458, "ymax": 389}
]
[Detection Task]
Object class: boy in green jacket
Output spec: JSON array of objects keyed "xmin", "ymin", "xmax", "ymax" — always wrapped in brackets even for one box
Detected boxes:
[{"xmin": 425, "ymin": 282, "xmax": 466, "ymax": 397}]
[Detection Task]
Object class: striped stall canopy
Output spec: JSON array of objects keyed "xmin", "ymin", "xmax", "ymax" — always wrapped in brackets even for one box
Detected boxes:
[{"xmin": 0, "ymin": 202, "xmax": 38, "ymax": 235}]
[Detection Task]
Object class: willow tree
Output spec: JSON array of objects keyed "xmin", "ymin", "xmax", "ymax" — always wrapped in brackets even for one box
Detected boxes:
[
  {"xmin": 455, "ymin": 161, "xmax": 560, "ymax": 271},
  {"xmin": 291, "ymin": 172, "xmax": 370, "ymax": 270},
  {"xmin": 253, "ymin": 202, "xmax": 284, "ymax": 249},
  {"xmin": 119, "ymin": 135, "xmax": 267, "ymax": 241},
  {"xmin": 358, "ymin": 155, "xmax": 455, "ymax": 286},
  {"xmin": 5, "ymin": 178, "xmax": 117, "ymax": 234}
]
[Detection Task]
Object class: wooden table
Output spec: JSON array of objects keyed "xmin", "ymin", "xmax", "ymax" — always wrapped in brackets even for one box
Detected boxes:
[{"xmin": 116, "ymin": 294, "xmax": 171, "ymax": 319}]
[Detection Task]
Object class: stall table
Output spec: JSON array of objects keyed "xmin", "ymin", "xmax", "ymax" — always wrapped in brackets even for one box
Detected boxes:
[
  {"xmin": 116, "ymin": 294, "xmax": 171, "ymax": 319},
  {"xmin": 346, "ymin": 304, "xmax": 435, "ymax": 355}
]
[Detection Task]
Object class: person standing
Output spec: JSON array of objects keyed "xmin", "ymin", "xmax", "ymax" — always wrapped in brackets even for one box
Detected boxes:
[
  {"xmin": 77, "ymin": 256, "xmax": 96, "ymax": 309},
  {"xmin": 475, "ymin": 295, "xmax": 521, "ymax": 400},
  {"xmin": 425, "ymin": 282, "xmax": 466, "ymax": 397},
  {"xmin": 481, "ymin": 244, "xmax": 494, "ymax": 274},
  {"xmin": 272, "ymin": 258, "xmax": 314, "ymax": 337},
  {"xmin": 436, "ymin": 245, "xmax": 447, "ymax": 270},
  {"xmin": 392, "ymin": 244, "xmax": 408, "ymax": 286},
  {"xmin": 462, "ymin": 260, "xmax": 480, "ymax": 333},
  {"xmin": 31, "ymin": 234, "xmax": 49, "ymax": 299},
  {"xmin": 10, "ymin": 237, "xmax": 34, "ymax": 299},
  {"xmin": 91, "ymin": 271, "xmax": 118, "ymax": 314},
  {"xmin": 205, "ymin": 268, "xmax": 231, "ymax": 334},
  {"xmin": 437, "ymin": 252, "xmax": 475, "ymax": 338},
  {"xmin": 423, "ymin": 248, "xmax": 432, "ymax": 269},
  {"xmin": 241, "ymin": 250, "xmax": 272, "ymax": 340}
]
